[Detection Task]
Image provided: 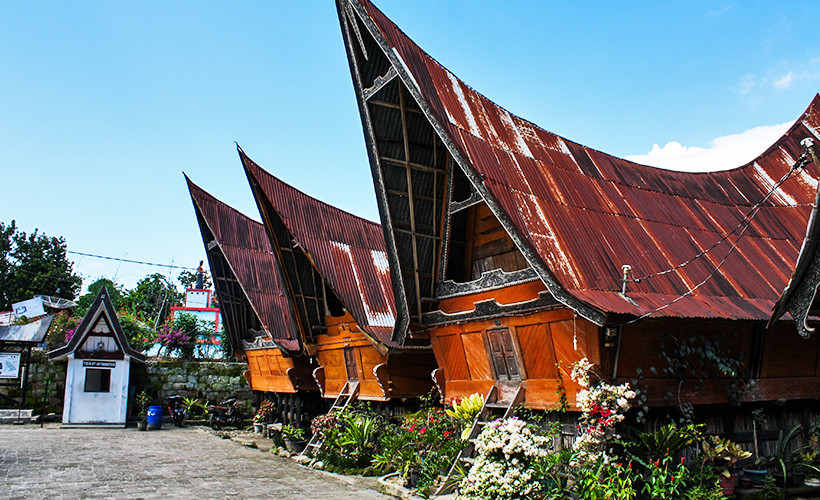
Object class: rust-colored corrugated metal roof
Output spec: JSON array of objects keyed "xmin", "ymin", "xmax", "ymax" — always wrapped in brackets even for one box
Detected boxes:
[
  {"xmin": 239, "ymin": 151, "xmax": 401, "ymax": 348},
  {"xmin": 186, "ymin": 176, "xmax": 300, "ymax": 352},
  {"xmin": 352, "ymin": 0, "xmax": 820, "ymax": 321}
]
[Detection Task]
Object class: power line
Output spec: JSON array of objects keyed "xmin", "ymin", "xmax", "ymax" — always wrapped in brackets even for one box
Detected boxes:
[
  {"xmin": 634, "ymin": 152, "xmax": 812, "ymax": 282},
  {"xmin": 67, "ymin": 251, "xmax": 197, "ymax": 271},
  {"xmin": 625, "ymin": 145, "xmax": 813, "ymax": 324}
]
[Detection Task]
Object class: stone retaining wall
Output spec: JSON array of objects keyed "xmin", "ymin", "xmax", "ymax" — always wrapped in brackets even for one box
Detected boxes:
[{"xmin": 0, "ymin": 350, "xmax": 251, "ymax": 419}]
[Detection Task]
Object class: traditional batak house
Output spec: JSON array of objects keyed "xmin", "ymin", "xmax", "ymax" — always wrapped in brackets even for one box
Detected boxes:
[
  {"xmin": 240, "ymin": 147, "xmax": 436, "ymax": 405},
  {"xmin": 186, "ymin": 176, "xmax": 320, "ymax": 424},
  {"xmin": 334, "ymin": 0, "xmax": 820, "ymax": 425}
]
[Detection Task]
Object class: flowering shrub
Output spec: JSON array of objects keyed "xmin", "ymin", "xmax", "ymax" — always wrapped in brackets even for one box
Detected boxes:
[
  {"xmin": 157, "ymin": 325, "xmax": 191, "ymax": 350},
  {"xmin": 458, "ymin": 418, "xmax": 552, "ymax": 499},
  {"xmin": 571, "ymin": 357, "xmax": 635, "ymax": 467},
  {"xmin": 253, "ymin": 400, "xmax": 276, "ymax": 423},
  {"xmin": 641, "ymin": 456, "xmax": 690, "ymax": 499}
]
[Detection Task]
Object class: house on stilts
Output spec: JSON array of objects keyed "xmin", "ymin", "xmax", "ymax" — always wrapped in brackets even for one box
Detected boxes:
[
  {"xmin": 335, "ymin": 0, "xmax": 820, "ymax": 442},
  {"xmin": 186, "ymin": 176, "xmax": 321, "ymax": 425},
  {"xmin": 240, "ymin": 147, "xmax": 437, "ymax": 407}
]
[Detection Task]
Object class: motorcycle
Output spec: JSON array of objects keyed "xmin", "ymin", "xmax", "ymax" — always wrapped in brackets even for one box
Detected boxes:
[
  {"xmin": 166, "ymin": 395, "xmax": 186, "ymax": 427},
  {"xmin": 208, "ymin": 397, "xmax": 244, "ymax": 430}
]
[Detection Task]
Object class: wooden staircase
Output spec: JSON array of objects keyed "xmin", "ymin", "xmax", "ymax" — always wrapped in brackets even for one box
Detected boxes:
[
  {"xmin": 434, "ymin": 385, "xmax": 525, "ymax": 496},
  {"xmin": 303, "ymin": 380, "xmax": 360, "ymax": 457}
]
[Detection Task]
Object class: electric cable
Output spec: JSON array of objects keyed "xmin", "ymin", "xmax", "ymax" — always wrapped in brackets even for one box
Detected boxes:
[
  {"xmin": 624, "ymin": 148, "xmax": 813, "ymax": 324},
  {"xmin": 66, "ymin": 251, "xmax": 197, "ymax": 271}
]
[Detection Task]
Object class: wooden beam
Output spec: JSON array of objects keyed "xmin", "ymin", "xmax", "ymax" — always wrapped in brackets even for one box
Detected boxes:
[
  {"xmin": 399, "ymin": 85, "xmax": 424, "ymax": 321},
  {"xmin": 368, "ymin": 99, "xmax": 424, "ymax": 115},
  {"xmin": 386, "ymin": 188, "xmax": 437, "ymax": 203},
  {"xmin": 394, "ymin": 227, "xmax": 442, "ymax": 241},
  {"xmin": 380, "ymin": 155, "xmax": 442, "ymax": 174}
]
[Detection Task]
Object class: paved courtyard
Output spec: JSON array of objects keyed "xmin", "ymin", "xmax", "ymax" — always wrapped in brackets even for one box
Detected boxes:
[{"xmin": 1, "ymin": 424, "xmax": 390, "ymax": 499}]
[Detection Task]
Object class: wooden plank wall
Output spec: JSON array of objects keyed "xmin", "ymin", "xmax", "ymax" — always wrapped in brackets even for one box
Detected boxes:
[
  {"xmin": 245, "ymin": 348, "xmax": 298, "ymax": 393},
  {"xmin": 316, "ymin": 311, "xmax": 390, "ymax": 400},
  {"xmin": 430, "ymin": 306, "xmax": 599, "ymax": 409},
  {"xmin": 466, "ymin": 204, "xmax": 529, "ymax": 280},
  {"xmin": 613, "ymin": 318, "xmax": 820, "ymax": 404}
]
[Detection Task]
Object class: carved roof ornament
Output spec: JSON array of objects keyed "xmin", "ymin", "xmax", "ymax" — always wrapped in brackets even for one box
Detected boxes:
[{"xmin": 769, "ymin": 138, "xmax": 820, "ymax": 338}]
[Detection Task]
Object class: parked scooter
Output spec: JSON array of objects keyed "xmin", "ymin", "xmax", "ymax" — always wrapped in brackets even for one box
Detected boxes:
[
  {"xmin": 208, "ymin": 397, "xmax": 244, "ymax": 430},
  {"xmin": 166, "ymin": 395, "xmax": 186, "ymax": 427}
]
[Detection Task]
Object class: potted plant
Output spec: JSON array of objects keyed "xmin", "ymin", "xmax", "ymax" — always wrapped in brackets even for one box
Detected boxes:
[
  {"xmin": 253, "ymin": 400, "xmax": 275, "ymax": 435},
  {"xmin": 797, "ymin": 449, "xmax": 820, "ymax": 487},
  {"xmin": 135, "ymin": 391, "xmax": 150, "ymax": 431},
  {"xmin": 703, "ymin": 436, "xmax": 751, "ymax": 496},
  {"xmin": 281, "ymin": 425, "xmax": 307, "ymax": 453},
  {"xmin": 743, "ymin": 408, "xmax": 768, "ymax": 487},
  {"xmin": 770, "ymin": 425, "xmax": 803, "ymax": 487}
]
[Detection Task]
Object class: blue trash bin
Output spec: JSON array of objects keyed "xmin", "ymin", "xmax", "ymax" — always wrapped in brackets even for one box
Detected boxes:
[{"xmin": 147, "ymin": 405, "xmax": 163, "ymax": 430}]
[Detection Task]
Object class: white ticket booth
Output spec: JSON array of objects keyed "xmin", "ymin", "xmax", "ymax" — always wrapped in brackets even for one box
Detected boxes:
[{"xmin": 48, "ymin": 288, "xmax": 145, "ymax": 426}]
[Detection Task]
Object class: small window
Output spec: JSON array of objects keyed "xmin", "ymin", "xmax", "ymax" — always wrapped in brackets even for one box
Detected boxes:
[{"xmin": 84, "ymin": 368, "xmax": 111, "ymax": 392}]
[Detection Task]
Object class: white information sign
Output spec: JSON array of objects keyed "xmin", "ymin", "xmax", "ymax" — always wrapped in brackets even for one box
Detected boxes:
[
  {"xmin": 12, "ymin": 297, "xmax": 46, "ymax": 319},
  {"xmin": 0, "ymin": 352, "xmax": 21, "ymax": 379}
]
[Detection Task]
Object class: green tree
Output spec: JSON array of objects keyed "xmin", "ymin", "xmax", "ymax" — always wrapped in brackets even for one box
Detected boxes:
[
  {"xmin": 123, "ymin": 273, "xmax": 182, "ymax": 328},
  {"xmin": 0, "ymin": 220, "xmax": 82, "ymax": 310},
  {"xmin": 76, "ymin": 278, "xmax": 125, "ymax": 317},
  {"xmin": 118, "ymin": 312, "xmax": 155, "ymax": 352},
  {"xmin": 178, "ymin": 269, "xmax": 212, "ymax": 289}
]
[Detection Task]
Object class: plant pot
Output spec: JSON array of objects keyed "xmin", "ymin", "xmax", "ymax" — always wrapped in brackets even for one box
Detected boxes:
[
  {"xmin": 137, "ymin": 420, "xmax": 148, "ymax": 431},
  {"xmin": 718, "ymin": 474, "xmax": 736, "ymax": 496},
  {"xmin": 284, "ymin": 438, "xmax": 306, "ymax": 454},
  {"xmin": 253, "ymin": 422, "xmax": 264, "ymax": 434},
  {"xmin": 743, "ymin": 467, "xmax": 768, "ymax": 488},
  {"xmin": 774, "ymin": 471, "xmax": 804, "ymax": 488}
]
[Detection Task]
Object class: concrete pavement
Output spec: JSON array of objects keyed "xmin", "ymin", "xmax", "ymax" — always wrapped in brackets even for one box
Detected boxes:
[{"xmin": 1, "ymin": 424, "xmax": 390, "ymax": 499}]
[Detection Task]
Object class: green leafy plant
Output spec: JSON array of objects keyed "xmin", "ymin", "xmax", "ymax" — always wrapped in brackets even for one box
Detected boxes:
[
  {"xmin": 574, "ymin": 460, "xmax": 637, "ymax": 500},
  {"xmin": 135, "ymin": 391, "xmax": 150, "ymax": 419},
  {"xmin": 281, "ymin": 425, "xmax": 306, "ymax": 441},
  {"xmin": 625, "ymin": 423, "xmax": 701, "ymax": 464},
  {"xmin": 769, "ymin": 424, "xmax": 802, "ymax": 481},
  {"xmin": 182, "ymin": 397, "xmax": 208, "ymax": 416},
  {"xmin": 445, "ymin": 393, "xmax": 483, "ymax": 421},
  {"xmin": 641, "ymin": 455, "xmax": 690, "ymax": 499},
  {"xmin": 701, "ymin": 435, "xmax": 751, "ymax": 478}
]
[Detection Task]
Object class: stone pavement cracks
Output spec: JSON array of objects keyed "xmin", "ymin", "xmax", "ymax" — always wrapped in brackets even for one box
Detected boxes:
[{"xmin": 1, "ymin": 424, "xmax": 390, "ymax": 499}]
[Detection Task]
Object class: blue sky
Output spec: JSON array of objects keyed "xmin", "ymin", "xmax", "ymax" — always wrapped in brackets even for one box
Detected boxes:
[{"xmin": 2, "ymin": 1, "xmax": 819, "ymax": 294}]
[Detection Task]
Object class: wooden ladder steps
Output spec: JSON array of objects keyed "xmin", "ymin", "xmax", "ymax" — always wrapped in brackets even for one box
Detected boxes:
[
  {"xmin": 433, "ymin": 386, "xmax": 525, "ymax": 497},
  {"xmin": 303, "ymin": 380, "xmax": 359, "ymax": 458}
]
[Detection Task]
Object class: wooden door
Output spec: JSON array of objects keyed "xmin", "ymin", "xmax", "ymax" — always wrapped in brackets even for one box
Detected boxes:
[
  {"xmin": 343, "ymin": 347, "xmax": 359, "ymax": 381},
  {"xmin": 486, "ymin": 328, "xmax": 521, "ymax": 382}
]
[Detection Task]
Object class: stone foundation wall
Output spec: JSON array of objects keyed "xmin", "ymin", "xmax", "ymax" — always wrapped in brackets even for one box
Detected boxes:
[
  {"xmin": 0, "ymin": 350, "xmax": 250, "ymax": 419},
  {"xmin": 143, "ymin": 359, "xmax": 251, "ymax": 404}
]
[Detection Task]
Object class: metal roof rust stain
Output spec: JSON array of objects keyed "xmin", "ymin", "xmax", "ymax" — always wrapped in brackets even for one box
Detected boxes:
[
  {"xmin": 238, "ymin": 149, "xmax": 410, "ymax": 350},
  {"xmin": 351, "ymin": 0, "xmax": 820, "ymax": 321},
  {"xmin": 186, "ymin": 176, "xmax": 302, "ymax": 352}
]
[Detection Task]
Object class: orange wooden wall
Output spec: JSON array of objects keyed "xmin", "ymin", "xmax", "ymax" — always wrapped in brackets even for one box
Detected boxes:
[{"xmin": 245, "ymin": 348, "xmax": 299, "ymax": 393}]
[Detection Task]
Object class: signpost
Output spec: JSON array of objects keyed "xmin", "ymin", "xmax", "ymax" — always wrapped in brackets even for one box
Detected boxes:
[{"xmin": 0, "ymin": 352, "xmax": 21, "ymax": 379}]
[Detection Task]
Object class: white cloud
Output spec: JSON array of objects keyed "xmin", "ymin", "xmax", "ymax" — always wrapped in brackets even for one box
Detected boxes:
[
  {"xmin": 735, "ymin": 73, "xmax": 758, "ymax": 95},
  {"xmin": 774, "ymin": 71, "xmax": 795, "ymax": 89},
  {"xmin": 625, "ymin": 122, "xmax": 792, "ymax": 172}
]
